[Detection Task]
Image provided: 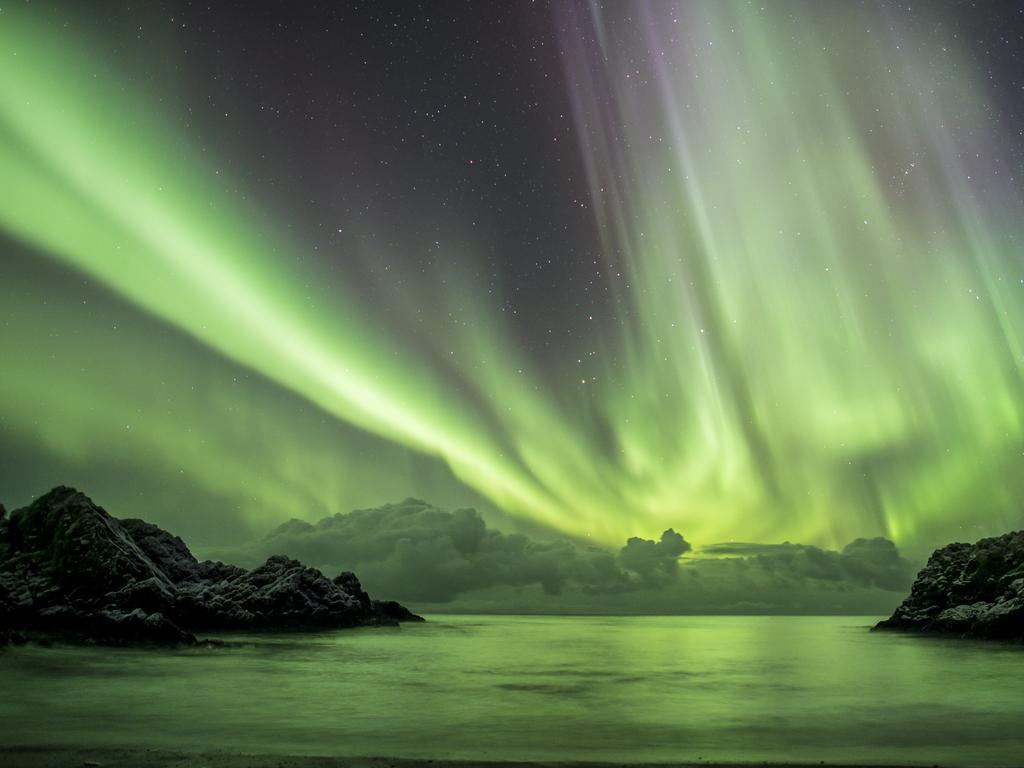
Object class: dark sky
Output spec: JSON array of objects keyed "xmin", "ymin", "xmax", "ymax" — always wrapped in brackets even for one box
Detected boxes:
[
  {"xmin": 64, "ymin": 0, "xmax": 1024, "ymax": 367},
  {"xmin": 3, "ymin": 0, "xmax": 1024, "ymax": 555},
  {"xmin": 110, "ymin": 1, "xmax": 606, "ymax": 365}
]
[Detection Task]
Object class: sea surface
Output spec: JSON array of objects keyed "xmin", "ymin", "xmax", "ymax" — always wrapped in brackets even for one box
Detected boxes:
[{"xmin": 1, "ymin": 615, "xmax": 1022, "ymax": 766}]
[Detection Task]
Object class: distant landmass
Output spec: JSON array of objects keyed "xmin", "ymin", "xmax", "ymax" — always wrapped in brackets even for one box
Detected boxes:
[
  {"xmin": 876, "ymin": 530, "xmax": 1024, "ymax": 641},
  {"xmin": 0, "ymin": 486, "xmax": 422, "ymax": 645}
]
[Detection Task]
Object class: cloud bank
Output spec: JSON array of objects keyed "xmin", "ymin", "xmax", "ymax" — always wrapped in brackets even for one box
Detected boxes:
[
  {"xmin": 702, "ymin": 538, "xmax": 913, "ymax": 592},
  {"xmin": 208, "ymin": 499, "xmax": 657, "ymax": 602},
  {"xmin": 204, "ymin": 498, "xmax": 917, "ymax": 613}
]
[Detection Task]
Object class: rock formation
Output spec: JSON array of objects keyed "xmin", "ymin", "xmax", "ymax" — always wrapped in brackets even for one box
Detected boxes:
[
  {"xmin": 0, "ymin": 486, "xmax": 423, "ymax": 645},
  {"xmin": 875, "ymin": 530, "xmax": 1024, "ymax": 641}
]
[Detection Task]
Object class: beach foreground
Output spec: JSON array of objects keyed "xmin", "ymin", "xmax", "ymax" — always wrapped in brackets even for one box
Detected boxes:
[
  {"xmin": 0, "ymin": 748, "xmax": 925, "ymax": 768},
  {"xmin": 3, "ymin": 616, "xmax": 1021, "ymax": 768}
]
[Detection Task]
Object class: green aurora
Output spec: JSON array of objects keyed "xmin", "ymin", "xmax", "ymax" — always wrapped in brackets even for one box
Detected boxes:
[{"xmin": 1, "ymin": 2, "xmax": 1023, "ymax": 554}]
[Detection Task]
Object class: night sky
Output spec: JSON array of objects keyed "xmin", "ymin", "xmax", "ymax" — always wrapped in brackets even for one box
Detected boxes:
[{"xmin": 2, "ymin": 0, "xmax": 1024, "ymax": 557}]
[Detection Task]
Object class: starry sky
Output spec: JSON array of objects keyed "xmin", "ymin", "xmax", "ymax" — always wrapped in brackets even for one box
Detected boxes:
[{"xmin": 2, "ymin": 0, "xmax": 1024, "ymax": 556}]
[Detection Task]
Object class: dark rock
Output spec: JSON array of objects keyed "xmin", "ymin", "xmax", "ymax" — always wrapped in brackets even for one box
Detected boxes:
[
  {"xmin": 334, "ymin": 571, "xmax": 372, "ymax": 610},
  {"xmin": 875, "ymin": 530, "xmax": 1024, "ymax": 641},
  {"xmin": 5, "ymin": 487, "xmax": 177, "ymax": 604},
  {"xmin": 104, "ymin": 575, "xmax": 178, "ymax": 615},
  {"xmin": 174, "ymin": 555, "xmax": 369, "ymax": 630},
  {"xmin": 88, "ymin": 609, "xmax": 197, "ymax": 645},
  {"xmin": 0, "ymin": 486, "xmax": 423, "ymax": 644},
  {"xmin": 195, "ymin": 559, "xmax": 246, "ymax": 583},
  {"xmin": 0, "ymin": 629, "xmax": 27, "ymax": 646},
  {"xmin": 373, "ymin": 600, "xmax": 425, "ymax": 624},
  {"xmin": 119, "ymin": 518, "xmax": 201, "ymax": 583}
]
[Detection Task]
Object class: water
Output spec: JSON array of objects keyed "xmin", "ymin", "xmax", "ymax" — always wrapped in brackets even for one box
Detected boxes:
[{"xmin": 1, "ymin": 615, "xmax": 1022, "ymax": 766}]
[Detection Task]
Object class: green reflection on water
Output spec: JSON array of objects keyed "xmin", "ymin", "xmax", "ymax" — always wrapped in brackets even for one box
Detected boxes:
[{"xmin": 1, "ymin": 615, "xmax": 1021, "ymax": 766}]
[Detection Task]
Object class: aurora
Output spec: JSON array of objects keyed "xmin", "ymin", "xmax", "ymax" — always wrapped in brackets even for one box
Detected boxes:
[{"xmin": 1, "ymin": 0, "xmax": 1023, "ymax": 555}]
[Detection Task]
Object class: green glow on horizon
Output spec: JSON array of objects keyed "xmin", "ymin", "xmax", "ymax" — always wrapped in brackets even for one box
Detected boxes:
[{"xmin": 2, "ymin": 2, "xmax": 1023, "ymax": 550}]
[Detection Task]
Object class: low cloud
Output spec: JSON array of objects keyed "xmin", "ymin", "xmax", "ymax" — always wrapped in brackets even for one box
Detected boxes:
[
  {"xmin": 703, "ymin": 537, "xmax": 914, "ymax": 591},
  {"xmin": 619, "ymin": 529, "xmax": 692, "ymax": 586},
  {"xmin": 206, "ymin": 499, "xmax": 682, "ymax": 602},
  {"xmin": 204, "ymin": 499, "xmax": 915, "ymax": 610}
]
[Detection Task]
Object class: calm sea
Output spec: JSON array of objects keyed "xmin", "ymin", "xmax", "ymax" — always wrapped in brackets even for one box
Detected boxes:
[{"xmin": 1, "ymin": 615, "xmax": 1022, "ymax": 766}]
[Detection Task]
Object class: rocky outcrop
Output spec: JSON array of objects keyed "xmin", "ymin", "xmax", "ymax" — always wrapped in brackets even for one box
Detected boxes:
[
  {"xmin": 372, "ymin": 599, "xmax": 425, "ymax": 623},
  {"xmin": 875, "ymin": 530, "xmax": 1024, "ymax": 641},
  {"xmin": 0, "ymin": 486, "xmax": 423, "ymax": 645}
]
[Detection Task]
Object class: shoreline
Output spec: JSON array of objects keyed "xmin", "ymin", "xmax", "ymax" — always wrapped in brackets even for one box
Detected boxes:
[{"xmin": 0, "ymin": 747, "xmax": 954, "ymax": 768}]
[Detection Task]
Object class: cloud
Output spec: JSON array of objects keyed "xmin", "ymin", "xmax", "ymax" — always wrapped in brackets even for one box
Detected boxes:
[
  {"xmin": 618, "ymin": 529, "xmax": 692, "ymax": 586},
  {"xmin": 205, "ymin": 499, "xmax": 647, "ymax": 602},
  {"xmin": 704, "ymin": 537, "xmax": 915, "ymax": 591},
  {"xmin": 202, "ymin": 498, "xmax": 915, "ymax": 610},
  {"xmin": 701, "ymin": 542, "xmax": 805, "ymax": 556}
]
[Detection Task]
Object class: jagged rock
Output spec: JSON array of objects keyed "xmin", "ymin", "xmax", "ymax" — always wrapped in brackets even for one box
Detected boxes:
[
  {"xmin": 373, "ymin": 599, "xmax": 425, "ymax": 624},
  {"xmin": 174, "ymin": 555, "xmax": 369, "ymax": 630},
  {"xmin": 0, "ymin": 486, "xmax": 423, "ymax": 644},
  {"xmin": 875, "ymin": 530, "xmax": 1024, "ymax": 641},
  {"xmin": 4, "ymin": 487, "xmax": 177, "ymax": 604},
  {"xmin": 119, "ymin": 518, "xmax": 202, "ymax": 583},
  {"xmin": 333, "ymin": 571, "xmax": 372, "ymax": 610},
  {"xmin": 104, "ymin": 575, "xmax": 178, "ymax": 615},
  {"xmin": 88, "ymin": 609, "xmax": 197, "ymax": 645}
]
